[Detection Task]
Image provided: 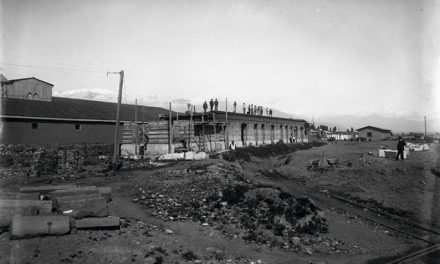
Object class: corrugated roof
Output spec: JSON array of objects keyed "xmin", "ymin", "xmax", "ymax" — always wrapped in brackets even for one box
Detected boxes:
[
  {"xmin": 357, "ymin": 126, "xmax": 392, "ymax": 133},
  {"xmin": 1, "ymin": 97, "xmax": 169, "ymax": 122}
]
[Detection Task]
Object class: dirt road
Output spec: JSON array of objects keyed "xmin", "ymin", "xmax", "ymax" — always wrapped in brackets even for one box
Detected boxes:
[{"xmin": 1, "ymin": 141, "xmax": 438, "ymax": 263}]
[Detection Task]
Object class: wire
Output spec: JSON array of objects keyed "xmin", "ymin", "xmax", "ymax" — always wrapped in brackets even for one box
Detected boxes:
[{"xmin": 0, "ymin": 62, "xmax": 106, "ymax": 74}]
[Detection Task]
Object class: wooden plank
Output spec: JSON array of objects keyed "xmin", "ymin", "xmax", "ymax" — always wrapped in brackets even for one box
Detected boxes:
[
  {"xmin": 75, "ymin": 216, "xmax": 120, "ymax": 230},
  {"xmin": 19, "ymin": 185, "xmax": 77, "ymax": 193},
  {"xmin": 10, "ymin": 215, "xmax": 70, "ymax": 239}
]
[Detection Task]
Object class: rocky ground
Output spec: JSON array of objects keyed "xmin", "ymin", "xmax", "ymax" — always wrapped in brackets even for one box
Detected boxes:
[{"xmin": 0, "ymin": 141, "xmax": 436, "ymax": 263}]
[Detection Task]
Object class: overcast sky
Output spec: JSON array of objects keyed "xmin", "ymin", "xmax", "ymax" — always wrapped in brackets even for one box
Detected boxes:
[{"xmin": 1, "ymin": 0, "xmax": 439, "ymax": 126}]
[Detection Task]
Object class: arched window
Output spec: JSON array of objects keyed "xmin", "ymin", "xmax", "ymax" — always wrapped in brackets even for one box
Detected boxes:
[
  {"xmin": 33, "ymin": 93, "xmax": 39, "ymax": 99},
  {"xmin": 27, "ymin": 92, "xmax": 33, "ymax": 99}
]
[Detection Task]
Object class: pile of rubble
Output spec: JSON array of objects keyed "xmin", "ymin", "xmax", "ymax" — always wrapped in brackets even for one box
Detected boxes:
[
  {"xmin": 0, "ymin": 184, "xmax": 119, "ymax": 239},
  {"xmin": 130, "ymin": 164, "xmax": 329, "ymax": 251}
]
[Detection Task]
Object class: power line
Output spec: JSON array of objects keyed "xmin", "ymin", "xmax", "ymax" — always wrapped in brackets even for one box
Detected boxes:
[{"xmin": 0, "ymin": 62, "xmax": 106, "ymax": 74}]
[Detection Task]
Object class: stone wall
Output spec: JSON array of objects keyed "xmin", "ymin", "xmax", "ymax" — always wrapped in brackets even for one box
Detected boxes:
[{"xmin": 0, "ymin": 144, "xmax": 113, "ymax": 177}]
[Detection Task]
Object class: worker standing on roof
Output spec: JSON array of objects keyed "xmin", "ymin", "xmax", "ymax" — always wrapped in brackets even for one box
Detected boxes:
[
  {"xmin": 233, "ymin": 101, "xmax": 237, "ymax": 113},
  {"xmin": 209, "ymin": 99, "xmax": 214, "ymax": 112},
  {"xmin": 203, "ymin": 101, "xmax": 208, "ymax": 114},
  {"xmin": 214, "ymin": 98, "xmax": 219, "ymax": 111},
  {"xmin": 395, "ymin": 136, "xmax": 406, "ymax": 161}
]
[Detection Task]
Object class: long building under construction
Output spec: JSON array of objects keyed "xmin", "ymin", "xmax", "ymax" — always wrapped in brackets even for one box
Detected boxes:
[{"xmin": 123, "ymin": 111, "xmax": 309, "ymax": 156}]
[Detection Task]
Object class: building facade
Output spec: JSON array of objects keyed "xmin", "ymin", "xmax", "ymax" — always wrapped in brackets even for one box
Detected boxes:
[
  {"xmin": 357, "ymin": 126, "xmax": 392, "ymax": 141},
  {"xmin": 144, "ymin": 111, "xmax": 309, "ymax": 155}
]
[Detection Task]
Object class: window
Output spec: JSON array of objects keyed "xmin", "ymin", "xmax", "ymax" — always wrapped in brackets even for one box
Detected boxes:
[
  {"xmin": 367, "ymin": 132, "xmax": 372, "ymax": 137},
  {"xmin": 74, "ymin": 124, "xmax": 81, "ymax": 130},
  {"xmin": 31, "ymin": 123, "xmax": 38, "ymax": 129},
  {"xmin": 33, "ymin": 93, "xmax": 39, "ymax": 99},
  {"xmin": 27, "ymin": 93, "xmax": 33, "ymax": 99}
]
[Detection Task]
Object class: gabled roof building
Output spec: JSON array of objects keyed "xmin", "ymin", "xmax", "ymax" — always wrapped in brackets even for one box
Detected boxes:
[
  {"xmin": 0, "ymin": 75, "xmax": 169, "ymax": 145},
  {"xmin": 357, "ymin": 126, "xmax": 393, "ymax": 141}
]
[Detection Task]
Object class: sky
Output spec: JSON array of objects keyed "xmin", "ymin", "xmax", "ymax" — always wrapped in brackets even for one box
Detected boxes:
[{"xmin": 1, "ymin": 0, "xmax": 439, "ymax": 131}]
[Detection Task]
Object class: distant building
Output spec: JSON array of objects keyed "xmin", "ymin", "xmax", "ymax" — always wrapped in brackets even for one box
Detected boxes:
[
  {"xmin": 327, "ymin": 131, "xmax": 356, "ymax": 141},
  {"xmin": 357, "ymin": 126, "xmax": 392, "ymax": 141},
  {"xmin": 1, "ymin": 74, "xmax": 53, "ymax": 101}
]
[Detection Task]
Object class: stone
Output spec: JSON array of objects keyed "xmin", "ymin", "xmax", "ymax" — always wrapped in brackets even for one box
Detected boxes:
[
  {"xmin": 55, "ymin": 194, "xmax": 102, "ymax": 203},
  {"xmin": 10, "ymin": 215, "xmax": 70, "ymax": 239},
  {"xmin": 165, "ymin": 229, "xmax": 174, "ymax": 234},
  {"xmin": 96, "ymin": 187, "xmax": 112, "ymax": 202},
  {"xmin": 57, "ymin": 197, "xmax": 108, "ymax": 219},
  {"xmin": 75, "ymin": 216, "xmax": 120, "ymax": 230},
  {"xmin": 0, "ymin": 206, "xmax": 42, "ymax": 228},
  {"xmin": 50, "ymin": 187, "xmax": 99, "ymax": 198},
  {"xmin": 0, "ymin": 193, "xmax": 40, "ymax": 200},
  {"xmin": 19, "ymin": 185, "xmax": 77, "ymax": 193},
  {"xmin": 292, "ymin": 237, "xmax": 301, "ymax": 246},
  {"xmin": 301, "ymin": 246, "xmax": 313, "ymax": 255},
  {"xmin": 0, "ymin": 200, "xmax": 53, "ymax": 214}
]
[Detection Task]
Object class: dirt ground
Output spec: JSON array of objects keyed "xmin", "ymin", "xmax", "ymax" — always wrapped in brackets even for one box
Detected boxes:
[
  {"xmin": 277, "ymin": 141, "xmax": 440, "ymax": 229},
  {"xmin": 0, "ymin": 141, "xmax": 438, "ymax": 264}
]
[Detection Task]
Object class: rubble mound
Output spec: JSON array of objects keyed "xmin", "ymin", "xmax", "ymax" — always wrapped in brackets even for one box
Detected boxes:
[
  {"xmin": 128, "ymin": 163, "xmax": 328, "ymax": 249},
  {"xmin": 233, "ymin": 187, "xmax": 328, "ymax": 246}
]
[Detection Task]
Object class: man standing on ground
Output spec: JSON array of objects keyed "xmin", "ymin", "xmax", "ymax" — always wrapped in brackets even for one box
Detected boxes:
[
  {"xmin": 209, "ymin": 99, "xmax": 214, "ymax": 112},
  {"xmin": 396, "ymin": 136, "xmax": 406, "ymax": 161},
  {"xmin": 229, "ymin": 140, "xmax": 237, "ymax": 160},
  {"xmin": 214, "ymin": 98, "xmax": 219, "ymax": 111}
]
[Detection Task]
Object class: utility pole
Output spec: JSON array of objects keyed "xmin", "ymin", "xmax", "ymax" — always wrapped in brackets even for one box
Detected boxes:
[
  {"xmin": 135, "ymin": 99, "xmax": 138, "ymax": 123},
  {"xmin": 424, "ymin": 116, "xmax": 427, "ymax": 138},
  {"xmin": 108, "ymin": 70, "xmax": 124, "ymax": 170},
  {"xmin": 189, "ymin": 104, "xmax": 193, "ymax": 150},
  {"xmin": 225, "ymin": 97, "xmax": 229, "ymax": 147},
  {"xmin": 135, "ymin": 99, "xmax": 138, "ymax": 156},
  {"xmin": 168, "ymin": 102, "xmax": 172, "ymax": 154}
]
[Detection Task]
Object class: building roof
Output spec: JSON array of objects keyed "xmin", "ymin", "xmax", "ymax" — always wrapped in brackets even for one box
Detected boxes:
[
  {"xmin": 357, "ymin": 126, "xmax": 392, "ymax": 133},
  {"xmin": 166, "ymin": 111, "xmax": 307, "ymax": 123},
  {"xmin": 1, "ymin": 97, "xmax": 169, "ymax": 122},
  {"xmin": 1, "ymin": 76, "xmax": 54, "ymax": 87}
]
